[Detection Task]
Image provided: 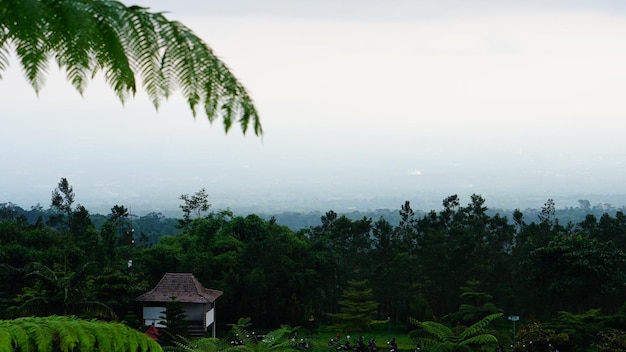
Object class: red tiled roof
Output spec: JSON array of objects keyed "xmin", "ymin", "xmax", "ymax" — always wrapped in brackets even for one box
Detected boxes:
[{"xmin": 136, "ymin": 272, "xmax": 223, "ymax": 303}]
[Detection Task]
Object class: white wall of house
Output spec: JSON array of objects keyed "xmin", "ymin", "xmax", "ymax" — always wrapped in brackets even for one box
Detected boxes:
[{"xmin": 205, "ymin": 308, "xmax": 215, "ymax": 329}]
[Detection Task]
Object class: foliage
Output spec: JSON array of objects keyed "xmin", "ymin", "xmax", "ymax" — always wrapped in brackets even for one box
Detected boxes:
[
  {"xmin": 511, "ymin": 321, "xmax": 568, "ymax": 352},
  {"xmin": 158, "ymin": 296, "xmax": 189, "ymax": 346},
  {"xmin": 520, "ymin": 233, "xmax": 626, "ymax": 317},
  {"xmin": 175, "ymin": 336, "xmax": 229, "ymax": 352},
  {"xmin": 594, "ymin": 329, "xmax": 626, "ymax": 352},
  {"xmin": 227, "ymin": 317, "xmax": 253, "ymax": 334},
  {"xmin": 328, "ymin": 279, "xmax": 379, "ymax": 333},
  {"xmin": 0, "ymin": 315, "xmax": 162, "ymax": 352},
  {"xmin": 0, "ymin": 0, "xmax": 261, "ymax": 135},
  {"xmin": 179, "ymin": 188, "xmax": 212, "ymax": 230},
  {"xmin": 90, "ymin": 267, "xmax": 150, "ymax": 320},
  {"xmin": 50, "ymin": 177, "xmax": 75, "ymax": 224},
  {"xmin": 15, "ymin": 262, "xmax": 118, "ymax": 320},
  {"xmin": 227, "ymin": 323, "xmax": 304, "ymax": 352},
  {"xmin": 4, "ymin": 191, "xmax": 626, "ymax": 334},
  {"xmin": 409, "ymin": 313, "xmax": 503, "ymax": 352},
  {"xmin": 443, "ymin": 281, "xmax": 503, "ymax": 326},
  {"xmin": 544, "ymin": 309, "xmax": 604, "ymax": 352}
]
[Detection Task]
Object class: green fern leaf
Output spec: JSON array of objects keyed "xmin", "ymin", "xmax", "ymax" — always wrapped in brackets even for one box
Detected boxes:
[
  {"xmin": 1, "ymin": 0, "xmax": 262, "ymax": 135},
  {"xmin": 459, "ymin": 313, "xmax": 502, "ymax": 339},
  {"xmin": 0, "ymin": 328, "xmax": 12, "ymax": 352}
]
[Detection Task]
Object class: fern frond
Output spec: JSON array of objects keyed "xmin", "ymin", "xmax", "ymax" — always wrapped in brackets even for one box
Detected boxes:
[
  {"xmin": 459, "ymin": 334, "xmax": 498, "ymax": 346},
  {"xmin": 419, "ymin": 340, "xmax": 457, "ymax": 352},
  {"xmin": 240, "ymin": 98, "xmax": 261, "ymax": 136},
  {"xmin": 459, "ymin": 313, "xmax": 502, "ymax": 339},
  {"xmin": 119, "ymin": 320, "xmax": 139, "ymax": 352},
  {"xmin": 66, "ymin": 317, "xmax": 95, "ymax": 352},
  {"xmin": 0, "ymin": 31, "xmax": 11, "ymax": 78},
  {"xmin": 4, "ymin": 0, "xmax": 49, "ymax": 93},
  {"xmin": 46, "ymin": 316, "xmax": 79, "ymax": 352},
  {"xmin": 175, "ymin": 336, "xmax": 227, "ymax": 352},
  {"xmin": 4, "ymin": 322, "xmax": 32, "ymax": 352},
  {"xmin": 89, "ymin": 1, "xmax": 135, "ymax": 102},
  {"xmin": 21, "ymin": 317, "xmax": 54, "ymax": 352},
  {"xmin": 0, "ymin": 328, "xmax": 12, "ymax": 352},
  {"xmin": 231, "ymin": 325, "xmax": 255, "ymax": 345},
  {"xmin": 0, "ymin": 316, "xmax": 162, "ymax": 352},
  {"xmin": 45, "ymin": 0, "xmax": 95, "ymax": 94},
  {"xmin": 1, "ymin": 0, "xmax": 262, "ymax": 135},
  {"xmin": 124, "ymin": 5, "xmax": 167, "ymax": 108},
  {"xmin": 419, "ymin": 321, "xmax": 455, "ymax": 342}
]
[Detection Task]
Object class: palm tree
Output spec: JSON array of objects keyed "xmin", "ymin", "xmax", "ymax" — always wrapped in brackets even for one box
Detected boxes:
[
  {"xmin": 409, "ymin": 313, "xmax": 503, "ymax": 352},
  {"xmin": 0, "ymin": 315, "xmax": 162, "ymax": 352},
  {"xmin": 16, "ymin": 262, "xmax": 118, "ymax": 320},
  {"xmin": 0, "ymin": 0, "xmax": 261, "ymax": 135}
]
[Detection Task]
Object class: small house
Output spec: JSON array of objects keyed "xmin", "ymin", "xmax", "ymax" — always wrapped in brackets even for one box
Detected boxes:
[{"xmin": 136, "ymin": 272, "xmax": 223, "ymax": 337}]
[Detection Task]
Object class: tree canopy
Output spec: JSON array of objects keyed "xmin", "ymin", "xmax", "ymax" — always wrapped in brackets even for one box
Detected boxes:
[
  {"xmin": 3, "ymin": 184, "xmax": 626, "ymax": 351},
  {"xmin": 0, "ymin": 0, "xmax": 261, "ymax": 135}
]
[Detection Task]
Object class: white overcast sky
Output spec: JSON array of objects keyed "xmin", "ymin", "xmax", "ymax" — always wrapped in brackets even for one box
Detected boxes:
[{"xmin": 2, "ymin": 0, "xmax": 626, "ymax": 215}]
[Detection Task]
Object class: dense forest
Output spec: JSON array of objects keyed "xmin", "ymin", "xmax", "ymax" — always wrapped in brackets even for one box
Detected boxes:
[{"xmin": 1, "ymin": 178, "xmax": 626, "ymax": 351}]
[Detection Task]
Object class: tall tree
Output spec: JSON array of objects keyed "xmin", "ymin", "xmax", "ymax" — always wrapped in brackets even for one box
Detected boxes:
[
  {"xmin": 329, "ymin": 279, "xmax": 379, "ymax": 333},
  {"xmin": 371, "ymin": 206, "xmax": 423, "ymax": 323},
  {"xmin": 158, "ymin": 296, "xmax": 189, "ymax": 346},
  {"xmin": 49, "ymin": 177, "xmax": 75, "ymax": 231},
  {"xmin": 51, "ymin": 178, "xmax": 74, "ymax": 215},
  {"xmin": 520, "ymin": 233, "xmax": 626, "ymax": 317},
  {"xmin": 110, "ymin": 204, "xmax": 130, "ymax": 236},
  {"xmin": 0, "ymin": 0, "xmax": 262, "ymax": 135},
  {"xmin": 179, "ymin": 188, "xmax": 211, "ymax": 230}
]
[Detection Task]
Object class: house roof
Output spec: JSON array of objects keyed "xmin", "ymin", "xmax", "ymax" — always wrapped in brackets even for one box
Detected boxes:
[{"xmin": 136, "ymin": 272, "xmax": 223, "ymax": 303}]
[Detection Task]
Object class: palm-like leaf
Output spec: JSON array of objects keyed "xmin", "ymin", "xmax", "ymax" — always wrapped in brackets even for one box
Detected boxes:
[
  {"xmin": 0, "ymin": 0, "xmax": 261, "ymax": 135},
  {"xmin": 410, "ymin": 313, "xmax": 503, "ymax": 351},
  {"xmin": 0, "ymin": 316, "xmax": 162, "ymax": 352},
  {"xmin": 458, "ymin": 313, "xmax": 503, "ymax": 339},
  {"xmin": 18, "ymin": 262, "xmax": 118, "ymax": 320}
]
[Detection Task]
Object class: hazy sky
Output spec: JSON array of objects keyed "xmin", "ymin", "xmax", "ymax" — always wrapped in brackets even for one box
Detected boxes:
[{"xmin": 2, "ymin": 1, "xmax": 626, "ymax": 215}]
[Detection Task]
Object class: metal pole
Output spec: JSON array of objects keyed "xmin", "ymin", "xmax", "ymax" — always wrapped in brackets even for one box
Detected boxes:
[
  {"xmin": 513, "ymin": 320, "xmax": 516, "ymax": 342},
  {"xmin": 508, "ymin": 315, "xmax": 519, "ymax": 344}
]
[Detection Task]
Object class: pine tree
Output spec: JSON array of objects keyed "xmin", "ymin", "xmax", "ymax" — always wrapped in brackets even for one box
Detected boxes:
[
  {"xmin": 329, "ymin": 279, "xmax": 379, "ymax": 332},
  {"xmin": 158, "ymin": 296, "xmax": 189, "ymax": 346}
]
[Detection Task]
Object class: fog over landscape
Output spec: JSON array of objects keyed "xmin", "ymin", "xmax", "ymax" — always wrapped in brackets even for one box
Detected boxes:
[{"xmin": 2, "ymin": 0, "xmax": 626, "ymax": 217}]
